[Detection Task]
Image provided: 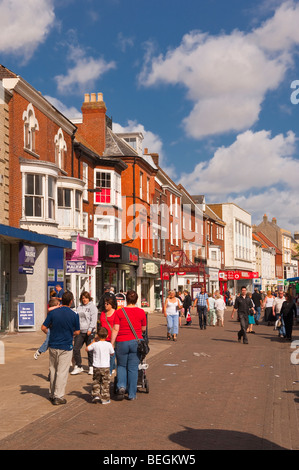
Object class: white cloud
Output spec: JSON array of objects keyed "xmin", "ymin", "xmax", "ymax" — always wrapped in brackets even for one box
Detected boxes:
[
  {"xmin": 139, "ymin": 1, "xmax": 299, "ymax": 139},
  {"xmin": 55, "ymin": 44, "xmax": 116, "ymax": 94},
  {"xmin": 0, "ymin": 0, "xmax": 55, "ymax": 61},
  {"xmin": 179, "ymin": 128, "xmax": 299, "ymax": 232},
  {"xmin": 44, "ymin": 95, "xmax": 81, "ymax": 119}
]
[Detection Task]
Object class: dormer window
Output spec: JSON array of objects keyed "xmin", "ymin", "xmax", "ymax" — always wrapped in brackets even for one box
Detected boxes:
[
  {"xmin": 23, "ymin": 103, "xmax": 39, "ymax": 154},
  {"xmin": 54, "ymin": 128, "xmax": 67, "ymax": 169}
]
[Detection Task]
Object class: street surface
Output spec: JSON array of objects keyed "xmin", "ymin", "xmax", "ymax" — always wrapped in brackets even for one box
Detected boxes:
[{"xmin": 0, "ymin": 307, "xmax": 298, "ymax": 450}]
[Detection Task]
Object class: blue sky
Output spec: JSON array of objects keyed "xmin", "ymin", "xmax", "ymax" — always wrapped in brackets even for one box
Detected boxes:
[{"xmin": 1, "ymin": 0, "xmax": 299, "ymax": 233}]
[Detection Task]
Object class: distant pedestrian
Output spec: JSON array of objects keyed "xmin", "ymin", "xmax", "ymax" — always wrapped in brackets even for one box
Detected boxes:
[
  {"xmin": 215, "ymin": 293, "xmax": 226, "ymax": 327},
  {"xmin": 41, "ymin": 291, "xmax": 80, "ymax": 405},
  {"xmin": 279, "ymin": 293, "xmax": 297, "ymax": 341},
  {"xmin": 207, "ymin": 293, "xmax": 216, "ymax": 326},
  {"xmin": 194, "ymin": 286, "xmax": 209, "ymax": 330},
  {"xmin": 183, "ymin": 289, "xmax": 192, "ymax": 325},
  {"xmin": 71, "ymin": 291, "xmax": 98, "ymax": 376},
  {"xmin": 164, "ymin": 290, "xmax": 182, "ymax": 340},
  {"xmin": 273, "ymin": 290, "xmax": 286, "ymax": 337},
  {"xmin": 252, "ymin": 288, "xmax": 262, "ymax": 324},
  {"xmin": 86, "ymin": 327, "xmax": 114, "ymax": 404},
  {"xmin": 97, "ymin": 286, "xmax": 117, "ymax": 313},
  {"xmin": 55, "ymin": 284, "xmax": 64, "ymax": 303},
  {"xmin": 231, "ymin": 286, "xmax": 254, "ymax": 344},
  {"xmin": 263, "ymin": 290, "xmax": 275, "ymax": 325}
]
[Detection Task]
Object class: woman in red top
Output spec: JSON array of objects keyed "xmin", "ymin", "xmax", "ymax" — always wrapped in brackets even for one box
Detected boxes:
[
  {"xmin": 110, "ymin": 290, "xmax": 147, "ymax": 400},
  {"xmin": 99, "ymin": 297, "xmax": 116, "ymax": 374}
]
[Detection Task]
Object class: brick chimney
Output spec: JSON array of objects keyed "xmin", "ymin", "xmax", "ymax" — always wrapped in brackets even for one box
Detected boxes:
[
  {"xmin": 76, "ymin": 93, "xmax": 107, "ymax": 155},
  {"xmin": 144, "ymin": 148, "xmax": 159, "ymax": 167},
  {"xmin": 272, "ymin": 217, "xmax": 277, "ymax": 225}
]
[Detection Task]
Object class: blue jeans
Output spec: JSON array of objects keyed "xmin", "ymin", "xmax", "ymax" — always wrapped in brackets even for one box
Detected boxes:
[
  {"xmin": 254, "ymin": 306, "xmax": 261, "ymax": 322},
  {"xmin": 166, "ymin": 314, "xmax": 179, "ymax": 335},
  {"xmin": 115, "ymin": 340, "xmax": 140, "ymax": 399},
  {"xmin": 39, "ymin": 330, "xmax": 50, "ymax": 353},
  {"xmin": 110, "ymin": 353, "xmax": 116, "ymax": 374}
]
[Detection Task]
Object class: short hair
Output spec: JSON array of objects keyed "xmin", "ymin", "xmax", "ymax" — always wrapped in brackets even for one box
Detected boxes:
[
  {"xmin": 80, "ymin": 291, "xmax": 92, "ymax": 303},
  {"xmin": 48, "ymin": 298, "xmax": 60, "ymax": 308},
  {"xmin": 126, "ymin": 290, "xmax": 138, "ymax": 305},
  {"xmin": 61, "ymin": 291, "xmax": 74, "ymax": 306},
  {"xmin": 98, "ymin": 327, "xmax": 108, "ymax": 339},
  {"xmin": 241, "ymin": 286, "xmax": 247, "ymax": 290},
  {"xmin": 285, "ymin": 293, "xmax": 292, "ymax": 302}
]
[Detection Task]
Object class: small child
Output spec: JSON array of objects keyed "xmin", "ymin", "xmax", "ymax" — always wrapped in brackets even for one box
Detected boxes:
[
  {"xmin": 34, "ymin": 298, "xmax": 60, "ymax": 359},
  {"xmin": 86, "ymin": 327, "xmax": 114, "ymax": 404}
]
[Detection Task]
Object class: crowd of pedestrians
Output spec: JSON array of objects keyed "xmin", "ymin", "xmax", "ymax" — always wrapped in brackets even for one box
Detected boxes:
[
  {"xmin": 36, "ymin": 285, "xmax": 147, "ymax": 407},
  {"xmin": 36, "ymin": 282, "xmax": 298, "ymax": 406}
]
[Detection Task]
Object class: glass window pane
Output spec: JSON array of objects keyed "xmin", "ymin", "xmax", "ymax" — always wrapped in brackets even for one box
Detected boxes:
[
  {"xmin": 48, "ymin": 176, "xmax": 54, "ymax": 198},
  {"xmin": 35, "ymin": 197, "xmax": 42, "ymax": 217},
  {"xmin": 64, "ymin": 189, "xmax": 71, "ymax": 207},
  {"xmin": 26, "ymin": 174, "xmax": 34, "ymax": 195},
  {"xmin": 35, "ymin": 175, "xmax": 42, "ymax": 195},
  {"xmin": 57, "ymin": 188, "xmax": 63, "ymax": 207},
  {"xmin": 25, "ymin": 196, "xmax": 33, "ymax": 216}
]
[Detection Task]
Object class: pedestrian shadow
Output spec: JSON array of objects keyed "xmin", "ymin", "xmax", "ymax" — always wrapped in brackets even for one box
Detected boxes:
[
  {"xmin": 168, "ymin": 426, "xmax": 287, "ymax": 450},
  {"xmin": 19, "ymin": 384, "xmax": 49, "ymax": 399}
]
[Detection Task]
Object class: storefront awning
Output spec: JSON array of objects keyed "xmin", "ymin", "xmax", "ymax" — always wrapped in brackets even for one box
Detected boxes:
[{"xmin": 0, "ymin": 223, "xmax": 73, "ymax": 248}]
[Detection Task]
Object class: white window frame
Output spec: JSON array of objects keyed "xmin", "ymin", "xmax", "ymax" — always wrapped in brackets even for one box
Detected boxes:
[{"xmin": 22, "ymin": 103, "xmax": 39, "ymax": 154}]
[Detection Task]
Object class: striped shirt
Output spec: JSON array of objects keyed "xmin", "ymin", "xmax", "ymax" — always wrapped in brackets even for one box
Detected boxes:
[{"xmin": 196, "ymin": 293, "xmax": 208, "ymax": 307}]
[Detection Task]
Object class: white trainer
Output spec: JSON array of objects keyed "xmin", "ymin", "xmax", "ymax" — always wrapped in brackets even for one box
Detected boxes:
[
  {"xmin": 88, "ymin": 367, "xmax": 93, "ymax": 375},
  {"xmin": 70, "ymin": 366, "xmax": 83, "ymax": 375}
]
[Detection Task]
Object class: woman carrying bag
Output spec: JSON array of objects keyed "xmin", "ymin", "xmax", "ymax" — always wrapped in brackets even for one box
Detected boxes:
[{"xmin": 110, "ymin": 290, "xmax": 147, "ymax": 401}]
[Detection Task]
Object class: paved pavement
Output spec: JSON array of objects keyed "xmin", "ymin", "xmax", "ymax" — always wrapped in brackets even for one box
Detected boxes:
[{"xmin": 0, "ymin": 307, "xmax": 299, "ymax": 450}]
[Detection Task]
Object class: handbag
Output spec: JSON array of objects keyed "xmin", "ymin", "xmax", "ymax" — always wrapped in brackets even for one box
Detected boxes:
[{"xmin": 122, "ymin": 308, "xmax": 149, "ymax": 360}]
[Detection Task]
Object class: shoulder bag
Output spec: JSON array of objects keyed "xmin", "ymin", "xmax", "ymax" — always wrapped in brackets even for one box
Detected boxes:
[{"xmin": 121, "ymin": 308, "xmax": 149, "ymax": 360}]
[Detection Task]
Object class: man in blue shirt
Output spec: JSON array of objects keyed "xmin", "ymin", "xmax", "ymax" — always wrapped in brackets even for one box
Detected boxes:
[
  {"xmin": 42, "ymin": 291, "xmax": 80, "ymax": 405},
  {"xmin": 194, "ymin": 286, "xmax": 209, "ymax": 330}
]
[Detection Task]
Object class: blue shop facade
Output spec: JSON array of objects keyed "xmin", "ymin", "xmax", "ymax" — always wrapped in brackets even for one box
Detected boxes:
[{"xmin": 0, "ymin": 224, "xmax": 72, "ymax": 332}]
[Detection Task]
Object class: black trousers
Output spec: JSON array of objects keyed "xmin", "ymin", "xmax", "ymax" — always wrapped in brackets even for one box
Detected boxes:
[
  {"xmin": 73, "ymin": 332, "xmax": 94, "ymax": 367},
  {"xmin": 238, "ymin": 313, "xmax": 249, "ymax": 343},
  {"xmin": 197, "ymin": 306, "xmax": 207, "ymax": 329}
]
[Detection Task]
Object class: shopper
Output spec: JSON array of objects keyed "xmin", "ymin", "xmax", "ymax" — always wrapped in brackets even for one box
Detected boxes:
[
  {"xmin": 279, "ymin": 293, "xmax": 297, "ymax": 341},
  {"xmin": 207, "ymin": 293, "xmax": 216, "ymax": 326},
  {"xmin": 183, "ymin": 289, "xmax": 192, "ymax": 325},
  {"xmin": 98, "ymin": 296, "xmax": 117, "ymax": 374},
  {"xmin": 194, "ymin": 286, "xmax": 209, "ymax": 330},
  {"xmin": 86, "ymin": 327, "xmax": 114, "ymax": 404},
  {"xmin": 252, "ymin": 288, "xmax": 262, "ymax": 324},
  {"xmin": 164, "ymin": 290, "xmax": 183, "ymax": 341},
  {"xmin": 215, "ymin": 293, "xmax": 226, "ymax": 327},
  {"xmin": 110, "ymin": 290, "xmax": 147, "ymax": 401},
  {"xmin": 273, "ymin": 290, "xmax": 286, "ymax": 337},
  {"xmin": 71, "ymin": 291, "xmax": 98, "ymax": 376},
  {"xmin": 263, "ymin": 290, "xmax": 275, "ymax": 325},
  {"xmin": 41, "ymin": 291, "xmax": 80, "ymax": 405},
  {"xmin": 231, "ymin": 286, "xmax": 254, "ymax": 344}
]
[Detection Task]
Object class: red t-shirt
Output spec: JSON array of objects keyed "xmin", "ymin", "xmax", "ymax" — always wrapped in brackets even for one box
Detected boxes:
[
  {"xmin": 114, "ymin": 307, "xmax": 147, "ymax": 342},
  {"xmin": 99, "ymin": 311, "xmax": 116, "ymax": 342}
]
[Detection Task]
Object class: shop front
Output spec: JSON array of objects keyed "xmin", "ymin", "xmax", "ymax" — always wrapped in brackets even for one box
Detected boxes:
[
  {"xmin": 137, "ymin": 259, "xmax": 161, "ymax": 311},
  {"xmin": 65, "ymin": 235, "xmax": 98, "ymax": 308},
  {"xmin": 97, "ymin": 241, "xmax": 139, "ymax": 305},
  {"xmin": 219, "ymin": 270, "xmax": 259, "ymax": 295}
]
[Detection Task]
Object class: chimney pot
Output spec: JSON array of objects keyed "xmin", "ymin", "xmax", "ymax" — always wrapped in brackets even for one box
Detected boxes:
[
  {"xmin": 90, "ymin": 93, "xmax": 96, "ymax": 102},
  {"xmin": 84, "ymin": 94, "xmax": 90, "ymax": 103},
  {"xmin": 97, "ymin": 93, "xmax": 103, "ymax": 102},
  {"xmin": 144, "ymin": 148, "xmax": 148, "ymax": 154}
]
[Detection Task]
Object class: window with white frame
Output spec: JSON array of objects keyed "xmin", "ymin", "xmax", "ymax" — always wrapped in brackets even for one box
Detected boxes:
[
  {"xmin": 94, "ymin": 170, "xmax": 121, "ymax": 207},
  {"xmin": 23, "ymin": 103, "xmax": 39, "ymax": 153},
  {"xmin": 24, "ymin": 174, "xmax": 43, "ymax": 218},
  {"xmin": 139, "ymin": 172, "xmax": 143, "ymax": 199},
  {"xmin": 57, "ymin": 187, "xmax": 72, "ymax": 226},
  {"xmin": 95, "ymin": 216, "xmax": 121, "ymax": 242}
]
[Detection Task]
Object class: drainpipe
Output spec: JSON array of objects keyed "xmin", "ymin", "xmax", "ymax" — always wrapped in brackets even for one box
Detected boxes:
[{"xmin": 71, "ymin": 128, "xmax": 77, "ymax": 178}]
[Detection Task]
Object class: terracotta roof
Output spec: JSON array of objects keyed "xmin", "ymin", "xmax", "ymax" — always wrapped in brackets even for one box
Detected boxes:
[{"xmin": 254, "ymin": 231, "xmax": 282, "ymax": 254}]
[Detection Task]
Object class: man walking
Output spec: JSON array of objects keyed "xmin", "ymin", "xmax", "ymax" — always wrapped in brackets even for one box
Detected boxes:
[
  {"xmin": 252, "ymin": 287, "xmax": 263, "ymax": 324},
  {"xmin": 194, "ymin": 286, "xmax": 209, "ymax": 330},
  {"xmin": 42, "ymin": 291, "xmax": 80, "ymax": 405},
  {"xmin": 231, "ymin": 286, "xmax": 254, "ymax": 344}
]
